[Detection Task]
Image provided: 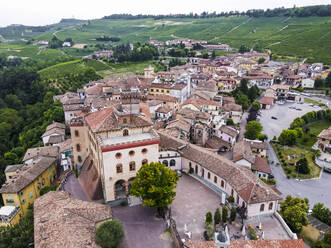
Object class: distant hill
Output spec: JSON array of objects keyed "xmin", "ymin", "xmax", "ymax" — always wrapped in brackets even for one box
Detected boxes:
[
  {"xmin": 0, "ymin": 19, "xmax": 86, "ymax": 40},
  {"xmin": 1, "ymin": 6, "xmax": 331, "ymax": 64}
]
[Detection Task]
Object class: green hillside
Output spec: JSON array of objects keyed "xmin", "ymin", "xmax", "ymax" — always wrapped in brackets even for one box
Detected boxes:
[
  {"xmin": 1, "ymin": 16, "xmax": 331, "ymax": 64},
  {"xmin": 32, "ymin": 16, "xmax": 331, "ymax": 64}
]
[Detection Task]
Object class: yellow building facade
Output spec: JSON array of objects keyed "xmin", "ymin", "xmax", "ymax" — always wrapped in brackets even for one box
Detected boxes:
[{"xmin": 1, "ymin": 161, "xmax": 56, "ymax": 216}]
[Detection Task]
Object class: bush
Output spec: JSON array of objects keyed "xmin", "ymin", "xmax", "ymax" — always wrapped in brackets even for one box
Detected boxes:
[
  {"xmin": 95, "ymin": 220, "xmax": 124, "ymax": 248},
  {"xmin": 227, "ymin": 195, "xmax": 234, "ymax": 203},
  {"xmin": 222, "ymin": 206, "xmax": 228, "ymax": 223},
  {"xmin": 296, "ymin": 158, "xmax": 310, "ymax": 174},
  {"xmin": 230, "ymin": 207, "xmax": 236, "ymax": 222},
  {"xmin": 204, "ymin": 222, "xmax": 214, "ymax": 240},
  {"xmin": 214, "ymin": 208, "xmax": 221, "ymax": 225},
  {"xmin": 205, "ymin": 211, "xmax": 213, "ymax": 225},
  {"xmin": 73, "ymin": 168, "xmax": 78, "ymax": 178},
  {"xmin": 189, "ymin": 167, "xmax": 194, "ymax": 174},
  {"xmin": 120, "ymin": 201, "xmax": 127, "ymax": 207}
]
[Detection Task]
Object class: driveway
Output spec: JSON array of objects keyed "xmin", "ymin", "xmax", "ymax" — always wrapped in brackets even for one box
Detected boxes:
[
  {"xmin": 268, "ymin": 142, "xmax": 331, "ymax": 209},
  {"xmin": 62, "ymin": 173, "xmax": 90, "ymax": 201},
  {"xmin": 259, "ymin": 101, "xmax": 321, "ymax": 139},
  {"xmin": 112, "ymin": 205, "xmax": 174, "ymax": 248}
]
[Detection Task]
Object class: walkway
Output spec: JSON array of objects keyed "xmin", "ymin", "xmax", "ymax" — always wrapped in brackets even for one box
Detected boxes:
[
  {"xmin": 113, "ymin": 205, "xmax": 174, "ymax": 248},
  {"xmin": 62, "ymin": 173, "xmax": 90, "ymax": 201}
]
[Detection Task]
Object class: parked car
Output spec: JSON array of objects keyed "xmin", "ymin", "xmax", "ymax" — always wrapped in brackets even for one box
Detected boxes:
[
  {"xmin": 271, "ymin": 116, "xmax": 277, "ymax": 120},
  {"xmin": 269, "ymin": 174, "xmax": 275, "ymax": 179}
]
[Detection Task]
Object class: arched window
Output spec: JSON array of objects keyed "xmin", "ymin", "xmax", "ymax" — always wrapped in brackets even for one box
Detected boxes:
[
  {"xmin": 123, "ymin": 118, "xmax": 127, "ymax": 124},
  {"xmin": 231, "ymin": 189, "xmax": 234, "ymax": 197},
  {"xmin": 116, "ymin": 164, "xmax": 123, "ymax": 174},
  {"xmin": 162, "ymin": 160, "xmax": 168, "ymax": 167},
  {"xmin": 195, "ymin": 165, "xmax": 198, "ymax": 174},
  {"xmin": 207, "ymin": 172, "xmax": 211, "ymax": 179},
  {"xmin": 141, "ymin": 148, "xmax": 148, "ymax": 154},
  {"xmin": 170, "ymin": 159, "xmax": 176, "ymax": 167},
  {"xmin": 123, "ymin": 129, "xmax": 129, "ymax": 136},
  {"xmin": 260, "ymin": 204, "xmax": 265, "ymax": 212},
  {"xmin": 77, "ymin": 156, "xmax": 82, "ymax": 163},
  {"xmin": 129, "ymin": 150, "xmax": 135, "ymax": 156},
  {"xmin": 236, "ymin": 195, "xmax": 239, "ymax": 204},
  {"xmin": 221, "ymin": 180, "xmax": 224, "ymax": 188},
  {"xmin": 129, "ymin": 162, "xmax": 136, "ymax": 171},
  {"xmin": 201, "ymin": 168, "xmax": 204, "ymax": 178},
  {"xmin": 74, "ymin": 130, "xmax": 79, "ymax": 137},
  {"xmin": 269, "ymin": 202, "xmax": 273, "ymax": 210},
  {"xmin": 115, "ymin": 152, "xmax": 122, "ymax": 159},
  {"xmin": 76, "ymin": 144, "xmax": 81, "ymax": 152},
  {"xmin": 142, "ymin": 159, "xmax": 148, "ymax": 165},
  {"xmin": 242, "ymin": 202, "xmax": 246, "ymax": 208},
  {"xmin": 214, "ymin": 176, "xmax": 217, "ymax": 183}
]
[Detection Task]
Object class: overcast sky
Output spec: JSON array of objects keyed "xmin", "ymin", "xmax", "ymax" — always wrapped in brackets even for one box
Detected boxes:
[{"xmin": 1, "ymin": 0, "xmax": 330, "ymax": 27}]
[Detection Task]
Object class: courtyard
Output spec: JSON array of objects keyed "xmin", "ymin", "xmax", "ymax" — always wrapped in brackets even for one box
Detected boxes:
[{"xmin": 170, "ymin": 175, "xmax": 290, "ymax": 242}]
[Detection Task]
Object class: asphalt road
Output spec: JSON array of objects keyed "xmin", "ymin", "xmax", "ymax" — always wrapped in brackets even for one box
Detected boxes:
[{"xmin": 267, "ymin": 142, "xmax": 331, "ymax": 209}]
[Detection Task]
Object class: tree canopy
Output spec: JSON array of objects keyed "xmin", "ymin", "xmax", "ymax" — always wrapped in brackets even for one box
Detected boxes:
[
  {"xmin": 130, "ymin": 162, "xmax": 179, "ymax": 215},
  {"xmin": 280, "ymin": 195, "xmax": 309, "ymax": 233},
  {"xmin": 95, "ymin": 220, "xmax": 124, "ymax": 248},
  {"xmin": 244, "ymin": 121, "xmax": 263, "ymax": 140}
]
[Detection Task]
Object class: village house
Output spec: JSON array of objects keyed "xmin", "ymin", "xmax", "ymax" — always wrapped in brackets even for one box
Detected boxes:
[
  {"xmin": 41, "ymin": 122, "xmax": 66, "ymax": 146},
  {"xmin": 244, "ymin": 74, "xmax": 274, "ymax": 90},
  {"xmin": 165, "ymin": 119, "xmax": 191, "ymax": 141},
  {"xmin": 0, "ymin": 155, "xmax": 57, "ymax": 216},
  {"xmin": 222, "ymin": 103, "xmax": 243, "ymax": 124},
  {"xmin": 317, "ymin": 129, "xmax": 331, "ymax": 152},
  {"xmin": 155, "ymin": 106, "xmax": 172, "ymax": 121},
  {"xmin": 302, "ymin": 78, "xmax": 315, "ymax": 88},
  {"xmin": 259, "ymin": 97, "xmax": 275, "ymax": 110},
  {"xmin": 34, "ymin": 191, "xmax": 112, "ymax": 248},
  {"xmin": 269, "ymin": 84, "xmax": 290, "ymax": 101},
  {"xmin": 176, "ymin": 108, "xmax": 212, "ymax": 125},
  {"xmin": 216, "ymin": 125, "xmax": 239, "ymax": 147},
  {"xmin": 0, "ymin": 205, "xmax": 21, "ymax": 227},
  {"xmin": 182, "ymin": 98, "xmax": 221, "ymax": 116},
  {"xmin": 285, "ymin": 75, "xmax": 303, "ymax": 87},
  {"xmin": 233, "ymin": 141, "xmax": 271, "ymax": 180},
  {"xmin": 147, "ymin": 94, "xmax": 179, "ymax": 112}
]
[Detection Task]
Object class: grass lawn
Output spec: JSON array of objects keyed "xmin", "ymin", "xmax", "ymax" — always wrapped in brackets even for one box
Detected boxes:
[
  {"xmin": 300, "ymin": 224, "xmax": 321, "ymax": 243},
  {"xmin": 297, "ymin": 120, "xmax": 331, "ymax": 149},
  {"xmin": 272, "ymin": 143, "xmax": 321, "ymax": 179}
]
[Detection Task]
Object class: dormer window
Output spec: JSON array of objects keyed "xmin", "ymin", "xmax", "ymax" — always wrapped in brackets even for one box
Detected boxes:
[{"xmin": 123, "ymin": 129, "xmax": 129, "ymax": 136}]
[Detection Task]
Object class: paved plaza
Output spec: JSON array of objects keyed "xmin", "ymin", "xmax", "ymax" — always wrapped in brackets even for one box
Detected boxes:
[
  {"xmin": 113, "ymin": 205, "xmax": 174, "ymax": 248},
  {"xmin": 171, "ymin": 174, "xmax": 221, "ymax": 241}
]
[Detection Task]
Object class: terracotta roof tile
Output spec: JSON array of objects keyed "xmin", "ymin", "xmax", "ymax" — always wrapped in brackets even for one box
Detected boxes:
[
  {"xmin": 252, "ymin": 156, "xmax": 271, "ymax": 174},
  {"xmin": 158, "ymin": 132, "xmax": 281, "ymax": 204},
  {"xmin": 34, "ymin": 191, "xmax": 112, "ymax": 248}
]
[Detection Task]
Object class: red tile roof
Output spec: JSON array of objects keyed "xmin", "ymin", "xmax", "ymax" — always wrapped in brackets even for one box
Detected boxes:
[
  {"xmin": 252, "ymin": 156, "xmax": 271, "ymax": 174},
  {"xmin": 259, "ymin": 97, "xmax": 275, "ymax": 105}
]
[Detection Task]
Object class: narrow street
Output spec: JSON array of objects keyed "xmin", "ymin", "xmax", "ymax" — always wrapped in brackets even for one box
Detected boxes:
[
  {"xmin": 238, "ymin": 111, "xmax": 248, "ymax": 141},
  {"xmin": 61, "ymin": 173, "xmax": 91, "ymax": 201}
]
